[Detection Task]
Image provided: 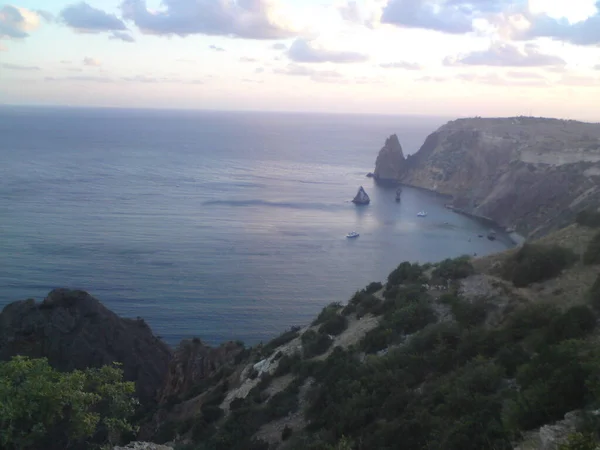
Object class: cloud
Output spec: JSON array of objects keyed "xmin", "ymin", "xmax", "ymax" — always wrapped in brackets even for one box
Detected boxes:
[
  {"xmin": 382, "ymin": 0, "xmax": 474, "ymax": 34},
  {"xmin": 380, "ymin": 61, "xmax": 421, "ymax": 70},
  {"xmin": 338, "ymin": 1, "xmax": 361, "ymax": 22},
  {"xmin": 60, "ymin": 2, "xmax": 127, "ymax": 32},
  {"xmin": 445, "ymin": 42, "xmax": 565, "ymax": 67},
  {"xmin": 595, "ymin": 64, "xmax": 600, "ymax": 71},
  {"xmin": 0, "ymin": 43, "xmax": 6, "ymax": 51},
  {"xmin": 122, "ymin": 75, "xmax": 158, "ymax": 83},
  {"xmin": 121, "ymin": 0, "xmax": 300, "ymax": 39},
  {"xmin": 2, "ymin": 62, "xmax": 41, "ymax": 71},
  {"xmin": 83, "ymin": 57, "xmax": 101, "ymax": 67},
  {"xmin": 287, "ymin": 38, "xmax": 368, "ymax": 63},
  {"xmin": 255, "ymin": 67, "xmax": 265, "ymax": 73},
  {"xmin": 558, "ymin": 74, "xmax": 600, "ymax": 86},
  {"xmin": 35, "ymin": 10, "xmax": 54, "ymax": 22},
  {"xmin": 45, "ymin": 75, "xmax": 114, "ymax": 83},
  {"xmin": 272, "ymin": 42, "xmax": 287, "ymax": 50},
  {"xmin": 506, "ymin": 71, "xmax": 545, "ymax": 79},
  {"xmin": 515, "ymin": 7, "xmax": 600, "ymax": 46},
  {"xmin": 455, "ymin": 72, "xmax": 546, "ymax": 86},
  {"xmin": 110, "ymin": 31, "xmax": 135, "ymax": 42},
  {"xmin": 417, "ymin": 75, "xmax": 448, "ymax": 82},
  {"xmin": 274, "ymin": 63, "xmax": 343, "ymax": 82},
  {"xmin": 0, "ymin": 5, "xmax": 43, "ymax": 39},
  {"xmin": 209, "ymin": 44, "xmax": 225, "ymax": 52},
  {"xmin": 240, "ymin": 57, "xmax": 257, "ymax": 62}
]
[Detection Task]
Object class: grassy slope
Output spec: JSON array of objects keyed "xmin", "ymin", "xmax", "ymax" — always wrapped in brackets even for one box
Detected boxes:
[{"xmin": 151, "ymin": 223, "xmax": 600, "ymax": 450}]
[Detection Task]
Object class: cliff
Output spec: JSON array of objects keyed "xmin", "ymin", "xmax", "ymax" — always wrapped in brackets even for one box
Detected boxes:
[
  {"xmin": 0, "ymin": 288, "xmax": 172, "ymax": 405},
  {"xmin": 374, "ymin": 117, "xmax": 600, "ymax": 237}
]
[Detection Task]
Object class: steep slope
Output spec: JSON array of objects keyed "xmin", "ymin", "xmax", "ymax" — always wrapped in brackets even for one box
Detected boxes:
[
  {"xmin": 0, "ymin": 288, "xmax": 172, "ymax": 405},
  {"xmin": 374, "ymin": 117, "xmax": 600, "ymax": 237}
]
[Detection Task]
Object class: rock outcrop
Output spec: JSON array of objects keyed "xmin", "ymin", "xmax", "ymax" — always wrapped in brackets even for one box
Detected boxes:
[
  {"xmin": 374, "ymin": 134, "xmax": 407, "ymax": 183},
  {"xmin": 375, "ymin": 117, "xmax": 600, "ymax": 237},
  {"xmin": 158, "ymin": 338, "xmax": 244, "ymax": 404},
  {"xmin": 0, "ymin": 289, "xmax": 172, "ymax": 405}
]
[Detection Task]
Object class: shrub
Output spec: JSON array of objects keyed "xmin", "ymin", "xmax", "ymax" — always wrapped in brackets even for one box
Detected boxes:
[
  {"xmin": 282, "ymin": 425, "xmax": 293, "ymax": 441},
  {"xmin": 361, "ymin": 326, "xmax": 392, "ymax": 353},
  {"xmin": 387, "ymin": 262, "xmax": 426, "ymax": 286},
  {"xmin": 576, "ymin": 209, "xmax": 600, "ymax": 228},
  {"xmin": 589, "ymin": 274, "xmax": 600, "ymax": 310},
  {"xmin": 363, "ymin": 281, "xmax": 383, "ymax": 295},
  {"xmin": 501, "ymin": 243, "xmax": 576, "ymax": 287},
  {"xmin": 319, "ymin": 314, "xmax": 348, "ymax": 336},
  {"xmin": 583, "ymin": 231, "xmax": 600, "ymax": 265},
  {"xmin": 545, "ymin": 305, "xmax": 597, "ymax": 344},
  {"xmin": 558, "ymin": 433, "xmax": 599, "ymax": 450},
  {"xmin": 450, "ymin": 297, "xmax": 490, "ymax": 328},
  {"xmin": 0, "ymin": 356, "xmax": 137, "ymax": 450},
  {"xmin": 302, "ymin": 330, "xmax": 333, "ymax": 358},
  {"xmin": 201, "ymin": 404, "xmax": 224, "ymax": 424},
  {"xmin": 313, "ymin": 303, "xmax": 343, "ymax": 326},
  {"xmin": 385, "ymin": 300, "xmax": 437, "ymax": 335},
  {"xmin": 263, "ymin": 327, "xmax": 301, "ymax": 356},
  {"xmin": 431, "ymin": 255, "xmax": 474, "ymax": 281},
  {"xmin": 347, "ymin": 293, "xmax": 383, "ymax": 317}
]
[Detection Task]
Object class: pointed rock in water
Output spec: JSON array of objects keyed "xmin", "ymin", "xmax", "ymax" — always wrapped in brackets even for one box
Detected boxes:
[
  {"xmin": 352, "ymin": 186, "xmax": 370, "ymax": 204},
  {"xmin": 374, "ymin": 134, "xmax": 407, "ymax": 184}
]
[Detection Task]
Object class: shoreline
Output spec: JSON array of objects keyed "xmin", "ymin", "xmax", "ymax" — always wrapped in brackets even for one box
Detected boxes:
[{"xmin": 382, "ymin": 180, "xmax": 524, "ymax": 246}]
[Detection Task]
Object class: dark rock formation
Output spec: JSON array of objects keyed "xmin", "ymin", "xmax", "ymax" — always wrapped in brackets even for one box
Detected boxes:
[
  {"xmin": 158, "ymin": 338, "xmax": 244, "ymax": 404},
  {"xmin": 374, "ymin": 117, "xmax": 600, "ymax": 237},
  {"xmin": 352, "ymin": 186, "xmax": 370, "ymax": 205},
  {"xmin": 374, "ymin": 134, "xmax": 407, "ymax": 184},
  {"xmin": 0, "ymin": 289, "xmax": 172, "ymax": 405}
]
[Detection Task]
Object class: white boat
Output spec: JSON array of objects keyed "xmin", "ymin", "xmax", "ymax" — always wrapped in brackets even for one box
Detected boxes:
[
  {"xmin": 346, "ymin": 231, "xmax": 360, "ymax": 238},
  {"xmin": 417, "ymin": 211, "xmax": 428, "ymax": 217}
]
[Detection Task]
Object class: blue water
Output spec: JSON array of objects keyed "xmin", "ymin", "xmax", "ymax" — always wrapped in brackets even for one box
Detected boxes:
[{"xmin": 0, "ymin": 106, "xmax": 511, "ymax": 346}]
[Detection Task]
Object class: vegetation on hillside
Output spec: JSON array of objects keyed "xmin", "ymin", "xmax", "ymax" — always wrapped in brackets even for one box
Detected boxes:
[
  {"xmin": 0, "ymin": 357, "xmax": 137, "ymax": 450},
  {"xmin": 501, "ymin": 243, "xmax": 576, "ymax": 287},
  {"xmin": 576, "ymin": 209, "xmax": 600, "ymax": 228}
]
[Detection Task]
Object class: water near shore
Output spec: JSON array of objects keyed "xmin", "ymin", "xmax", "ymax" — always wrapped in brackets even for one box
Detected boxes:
[{"xmin": 0, "ymin": 107, "xmax": 512, "ymax": 346}]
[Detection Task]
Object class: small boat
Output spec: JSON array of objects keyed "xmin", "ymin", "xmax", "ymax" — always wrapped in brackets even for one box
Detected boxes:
[
  {"xmin": 417, "ymin": 211, "xmax": 428, "ymax": 217},
  {"xmin": 346, "ymin": 231, "xmax": 360, "ymax": 239},
  {"xmin": 395, "ymin": 188, "xmax": 401, "ymax": 203}
]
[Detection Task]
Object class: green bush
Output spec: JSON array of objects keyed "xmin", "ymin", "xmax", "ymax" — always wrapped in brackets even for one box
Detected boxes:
[
  {"xmin": 387, "ymin": 262, "xmax": 426, "ymax": 286},
  {"xmin": 450, "ymin": 297, "xmax": 490, "ymax": 328},
  {"xmin": 589, "ymin": 274, "xmax": 600, "ymax": 310},
  {"xmin": 302, "ymin": 330, "xmax": 333, "ymax": 358},
  {"xmin": 262, "ymin": 327, "xmax": 301, "ymax": 356},
  {"xmin": 0, "ymin": 356, "xmax": 137, "ymax": 450},
  {"xmin": 274, "ymin": 353, "xmax": 302, "ymax": 377},
  {"xmin": 319, "ymin": 314, "xmax": 348, "ymax": 336},
  {"xmin": 282, "ymin": 425, "xmax": 293, "ymax": 441},
  {"xmin": 545, "ymin": 305, "xmax": 597, "ymax": 344},
  {"xmin": 361, "ymin": 326, "xmax": 393, "ymax": 353},
  {"xmin": 346, "ymin": 292, "xmax": 383, "ymax": 317},
  {"xmin": 431, "ymin": 255, "xmax": 474, "ymax": 281},
  {"xmin": 576, "ymin": 209, "xmax": 600, "ymax": 228},
  {"xmin": 501, "ymin": 243, "xmax": 576, "ymax": 287},
  {"xmin": 313, "ymin": 303, "xmax": 343, "ymax": 326},
  {"xmin": 363, "ymin": 281, "xmax": 383, "ymax": 295},
  {"xmin": 583, "ymin": 231, "xmax": 600, "ymax": 265},
  {"xmin": 558, "ymin": 433, "xmax": 599, "ymax": 450},
  {"xmin": 201, "ymin": 404, "xmax": 224, "ymax": 424}
]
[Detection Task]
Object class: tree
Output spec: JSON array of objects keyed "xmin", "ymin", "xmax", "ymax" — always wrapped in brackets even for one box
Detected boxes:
[{"xmin": 0, "ymin": 356, "xmax": 138, "ymax": 450}]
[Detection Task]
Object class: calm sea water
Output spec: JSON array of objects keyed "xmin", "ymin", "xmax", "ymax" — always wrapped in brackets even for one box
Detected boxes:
[{"xmin": 0, "ymin": 106, "xmax": 511, "ymax": 346}]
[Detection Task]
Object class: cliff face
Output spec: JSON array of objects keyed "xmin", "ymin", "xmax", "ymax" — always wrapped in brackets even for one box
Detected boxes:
[
  {"xmin": 373, "ymin": 134, "xmax": 406, "ymax": 183},
  {"xmin": 375, "ymin": 117, "xmax": 600, "ymax": 237},
  {"xmin": 158, "ymin": 338, "xmax": 244, "ymax": 404},
  {"xmin": 0, "ymin": 288, "xmax": 172, "ymax": 405}
]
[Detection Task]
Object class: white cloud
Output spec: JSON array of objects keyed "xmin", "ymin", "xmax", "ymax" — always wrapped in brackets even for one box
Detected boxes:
[
  {"xmin": 274, "ymin": 63, "xmax": 344, "ymax": 82},
  {"xmin": 287, "ymin": 38, "xmax": 368, "ymax": 63},
  {"xmin": 380, "ymin": 61, "xmax": 421, "ymax": 70},
  {"xmin": 110, "ymin": 31, "xmax": 135, "ymax": 42},
  {"xmin": 0, "ymin": 5, "xmax": 44, "ymax": 39},
  {"xmin": 122, "ymin": 0, "xmax": 301, "ymax": 40},
  {"xmin": 445, "ymin": 42, "xmax": 565, "ymax": 67},
  {"xmin": 83, "ymin": 57, "xmax": 102, "ymax": 67},
  {"xmin": 60, "ymin": 2, "xmax": 127, "ymax": 32},
  {"xmin": 2, "ymin": 62, "xmax": 41, "ymax": 71}
]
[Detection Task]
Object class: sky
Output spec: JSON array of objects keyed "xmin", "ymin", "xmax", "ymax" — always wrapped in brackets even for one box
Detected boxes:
[{"xmin": 1, "ymin": 0, "xmax": 600, "ymax": 119}]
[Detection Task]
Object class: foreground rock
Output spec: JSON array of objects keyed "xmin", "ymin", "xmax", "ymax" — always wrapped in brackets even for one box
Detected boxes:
[
  {"xmin": 0, "ymin": 288, "xmax": 172, "ymax": 405},
  {"xmin": 374, "ymin": 117, "xmax": 600, "ymax": 237}
]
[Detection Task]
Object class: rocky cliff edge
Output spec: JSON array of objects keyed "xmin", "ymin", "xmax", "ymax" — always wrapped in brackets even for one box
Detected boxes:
[{"xmin": 374, "ymin": 117, "xmax": 600, "ymax": 237}]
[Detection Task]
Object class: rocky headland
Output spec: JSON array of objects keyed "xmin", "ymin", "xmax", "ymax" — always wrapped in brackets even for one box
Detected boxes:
[{"xmin": 373, "ymin": 117, "xmax": 600, "ymax": 238}]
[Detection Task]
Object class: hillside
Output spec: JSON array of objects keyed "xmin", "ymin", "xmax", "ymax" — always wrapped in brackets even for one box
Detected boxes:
[
  {"xmin": 373, "ymin": 117, "xmax": 600, "ymax": 238},
  {"xmin": 3, "ymin": 216, "xmax": 600, "ymax": 450},
  {"xmin": 133, "ymin": 214, "xmax": 600, "ymax": 450}
]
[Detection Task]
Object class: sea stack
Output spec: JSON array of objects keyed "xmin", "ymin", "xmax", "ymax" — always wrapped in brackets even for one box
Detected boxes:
[
  {"xmin": 374, "ymin": 134, "xmax": 407, "ymax": 185},
  {"xmin": 352, "ymin": 186, "xmax": 370, "ymax": 205}
]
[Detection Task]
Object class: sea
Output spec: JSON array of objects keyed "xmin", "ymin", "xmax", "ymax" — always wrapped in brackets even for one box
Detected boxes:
[{"xmin": 0, "ymin": 106, "xmax": 513, "ymax": 347}]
